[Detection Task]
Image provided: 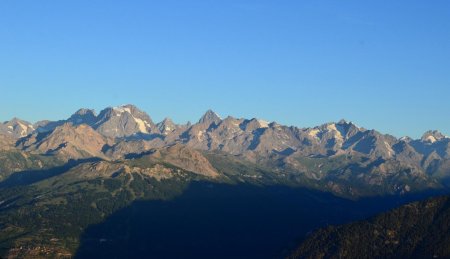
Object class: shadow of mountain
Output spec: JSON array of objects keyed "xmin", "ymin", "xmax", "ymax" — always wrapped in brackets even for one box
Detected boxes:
[
  {"xmin": 15, "ymin": 129, "xmax": 54, "ymax": 149},
  {"xmin": 125, "ymin": 133, "xmax": 165, "ymax": 141},
  {"xmin": 274, "ymin": 147, "xmax": 296, "ymax": 156},
  {"xmin": 248, "ymin": 128, "xmax": 266, "ymax": 150},
  {"xmin": 124, "ymin": 149, "xmax": 158, "ymax": 160},
  {"xmin": 0, "ymin": 157, "xmax": 102, "ymax": 188},
  {"xmin": 75, "ymin": 182, "xmax": 439, "ymax": 259},
  {"xmin": 410, "ymin": 139, "xmax": 450, "ymax": 158}
]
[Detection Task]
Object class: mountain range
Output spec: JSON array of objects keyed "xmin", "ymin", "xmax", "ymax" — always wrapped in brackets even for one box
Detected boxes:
[
  {"xmin": 1, "ymin": 104, "xmax": 450, "ymax": 258},
  {"xmin": 1, "ymin": 104, "xmax": 450, "ymax": 197}
]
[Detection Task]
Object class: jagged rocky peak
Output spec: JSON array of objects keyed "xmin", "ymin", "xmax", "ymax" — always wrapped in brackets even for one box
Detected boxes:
[
  {"xmin": 252, "ymin": 118, "xmax": 270, "ymax": 129},
  {"xmin": 307, "ymin": 121, "xmax": 348, "ymax": 141},
  {"xmin": 212, "ymin": 116, "xmax": 246, "ymax": 133},
  {"xmin": 198, "ymin": 109, "xmax": 222, "ymax": 125},
  {"xmin": 421, "ymin": 130, "xmax": 448, "ymax": 143},
  {"xmin": 399, "ymin": 136, "xmax": 413, "ymax": 142},
  {"xmin": 337, "ymin": 118, "xmax": 348, "ymax": 124},
  {"xmin": 242, "ymin": 118, "xmax": 270, "ymax": 131},
  {"xmin": 94, "ymin": 104, "xmax": 155, "ymax": 138},
  {"xmin": 336, "ymin": 119, "xmax": 360, "ymax": 127},
  {"xmin": 218, "ymin": 116, "xmax": 242, "ymax": 126},
  {"xmin": 99, "ymin": 104, "xmax": 151, "ymax": 119},
  {"xmin": 335, "ymin": 119, "xmax": 362, "ymax": 134},
  {"xmin": 69, "ymin": 108, "xmax": 98, "ymax": 125},
  {"xmin": 0, "ymin": 117, "xmax": 35, "ymax": 138},
  {"xmin": 157, "ymin": 118, "xmax": 177, "ymax": 135},
  {"xmin": 5, "ymin": 117, "xmax": 33, "ymax": 128},
  {"xmin": 74, "ymin": 108, "xmax": 96, "ymax": 116},
  {"xmin": 112, "ymin": 104, "xmax": 141, "ymax": 115}
]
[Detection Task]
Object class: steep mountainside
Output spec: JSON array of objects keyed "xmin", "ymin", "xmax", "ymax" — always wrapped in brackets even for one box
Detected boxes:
[
  {"xmin": 289, "ymin": 195, "xmax": 450, "ymax": 259},
  {"xmin": 0, "ymin": 118, "xmax": 34, "ymax": 138},
  {"xmin": 0, "ymin": 158, "xmax": 208, "ymax": 258},
  {"xmin": 17, "ymin": 123, "xmax": 113, "ymax": 160},
  {"xmin": 0, "ymin": 134, "xmax": 15, "ymax": 151},
  {"xmin": 93, "ymin": 105, "xmax": 156, "ymax": 138}
]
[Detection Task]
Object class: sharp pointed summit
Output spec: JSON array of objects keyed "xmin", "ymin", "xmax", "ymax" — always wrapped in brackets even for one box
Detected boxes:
[
  {"xmin": 198, "ymin": 109, "xmax": 222, "ymax": 125},
  {"xmin": 157, "ymin": 118, "xmax": 178, "ymax": 135}
]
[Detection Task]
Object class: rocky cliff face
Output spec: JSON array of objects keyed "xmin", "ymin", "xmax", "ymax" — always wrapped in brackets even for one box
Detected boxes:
[
  {"xmin": 18, "ymin": 123, "xmax": 113, "ymax": 160},
  {"xmin": 93, "ymin": 105, "xmax": 156, "ymax": 138},
  {"xmin": 0, "ymin": 118, "xmax": 34, "ymax": 138}
]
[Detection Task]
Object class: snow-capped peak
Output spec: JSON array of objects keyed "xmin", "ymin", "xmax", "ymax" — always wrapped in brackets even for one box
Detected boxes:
[
  {"xmin": 399, "ymin": 136, "xmax": 411, "ymax": 142},
  {"xmin": 257, "ymin": 119, "xmax": 269, "ymax": 128},
  {"xmin": 113, "ymin": 106, "xmax": 132, "ymax": 114},
  {"xmin": 425, "ymin": 135, "xmax": 437, "ymax": 143}
]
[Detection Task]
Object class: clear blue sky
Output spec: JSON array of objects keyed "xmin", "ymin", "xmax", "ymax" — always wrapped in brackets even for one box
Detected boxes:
[{"xmin": 1, "ymin": 1, "xmax": 449, "ymax": 138}]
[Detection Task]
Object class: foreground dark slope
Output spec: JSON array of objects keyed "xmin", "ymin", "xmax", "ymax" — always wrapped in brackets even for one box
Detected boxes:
[
  {"xmin": 0, "ymin": 158, "xmax": 211, "ymax": 258},
  {"xmin": 289, "ymin": 195, "xmax": 450, "ymax": 259},
  {"xmin": 1, "ymin": 154, "xmax": 426, "ymax": 258},
  {"xmin": 75, "ymin": 184, "xmax": 438, "ymax": 259}
]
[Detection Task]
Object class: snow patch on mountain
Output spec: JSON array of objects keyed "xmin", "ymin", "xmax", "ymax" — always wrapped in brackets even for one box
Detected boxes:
[
  {"xmin": 383, "ymin": 141, "xmax": 394, "ymax": 157},
  {"xmin": 327, "ymin": 124, "xmax": 343, "ymax": 141},
  {"xmin": 133, "ymin": 117, "xmax": 149, "ymax": 134},
  {"xmin": 425, "ymin": 135, "xmax": 437, "ymax": 143},
  {"xmin": 17, "ymin": 121, "xmax": 29, "ymax": 137},
  {"xmin": 113, "ymin": 106, "xmax": 132, "ymax": 114},
  {"xmin": 257, "ymin": 119, "xmax": 269, "ymax": 128},
  {"xmin": 308, "ymin": 129, "xmax": 320, "ymax": 140}
]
